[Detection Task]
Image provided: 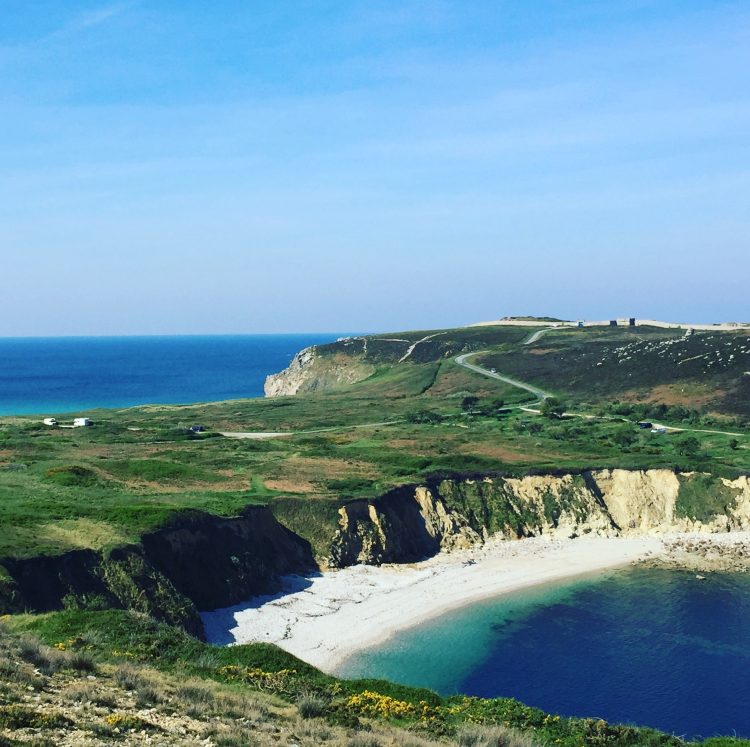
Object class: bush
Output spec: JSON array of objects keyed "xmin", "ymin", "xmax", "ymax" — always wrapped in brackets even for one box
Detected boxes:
[
  {"xmin": 43, "ymin": 465, "xmax": 99, "ymax": 487},
  {"xmin": 67, "ymin": 651, "xmax": 97, "ymax": 673},
  {"xmin": 0, "ymin": 705, "xmax": 72, "ymax": 730},
  {"xmin": 135, "ymin": 683, "xmax": 164, "ymax": 707},
  {"xmin": 540, "ymin": 398, "xmax": 566, "ymax": 419},
  {"xmin": 406, "ymin": 409, "xmax": 445, "ymax": 425},
  {"xmin": 456, "ymin": 724, "xmax": 537, "ymax": 747},
  {"xmin": 63, "ymin": 682, "xmax": 116, "ymax": 708},
  {"xmin": 15, "ymin": 636, "xmax": 66, "ymax": 674},
  {"xmin": 348, "ymin": 736, "xmax": 382, "ymax": 747},
  {"xmin": 113, "ymin": 663, "xmax": 149, "ymax": 691},
  {"xmin": 462, "ymin": 396, "xmax": 480, "ymax": 411},
  {"xmin": 297, "ymin": 691, "xmax": 328, "ymax": 719}
]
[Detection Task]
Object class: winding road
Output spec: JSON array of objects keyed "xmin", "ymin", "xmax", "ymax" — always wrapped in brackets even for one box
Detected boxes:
[
  {"xmin": 454, "ymin": 352, "xmax": 745, "ymax": 438},
  {"xmin": 454, "ymin": 352, "xmax": 551, "ymax": 402}
]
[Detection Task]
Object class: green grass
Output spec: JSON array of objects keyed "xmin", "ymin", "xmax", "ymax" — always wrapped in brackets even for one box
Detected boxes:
[
  {"xmin": 0, "ymin": 324, "xmax": 747, "ymax": 562},
  {"xmin": 477, "ymin": 327, "xmax": 750, "ymax": 419},
  {"xmin": 675, "ymin": 473, "xmax": 743, "ymax": 522},
  {"xmin": 0, "ymin": 325, "xmax": 748, "ymax": 746},
  {"xmin": 5, "ymin": 609, "xmax": 748, "ymax": 747}
]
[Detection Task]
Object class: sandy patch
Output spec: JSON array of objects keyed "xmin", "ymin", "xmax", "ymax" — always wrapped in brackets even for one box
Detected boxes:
[{"xmin": 202, "ymin": 534, "xmax": 664, "ymax": 673}]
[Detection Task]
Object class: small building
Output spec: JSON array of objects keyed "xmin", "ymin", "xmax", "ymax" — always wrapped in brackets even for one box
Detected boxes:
[
  {"xmin": 629, "ymin": 318, "xmax": 636, "ymax": 326},
  {"xmin": 189, "ymin": 424, "xmax": 206, "ymax": 433},
  {"xmin": 577, "ymin": 320, "xmax": 584, "ymax": 327},
  {"xmin": 637, "ymin": 421, "xmax": 653, "ymax": 429},
  {"xmin": 73, "ymin": 417, "xmax": 92, "ymax": 427},
  {"xmin": 42, "ymin": 417, "xmax": 57, "ymax": 427},
  {"xmin": 610, "ymin": 320, "xmax": 618, "ymax": 326}
]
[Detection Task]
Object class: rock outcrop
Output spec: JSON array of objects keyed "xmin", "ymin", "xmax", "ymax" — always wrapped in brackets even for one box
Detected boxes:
[
  {"xmin": 0, "ymin": 507, "xmax": 316, "ymax": 638},
  {"xmin": 2, "ymin": 470, "xmax": 748, "ymax": 631},
  {"xmin": 264, "ymin": 346, "xmax": 375, "ymax": 397},
  {"xmin": 329, "ymin": 484, "xmax": 479, "ymax": 566},
  {"xmin": 327, "ymin": 471, "xmax": 750, "ymax": 567}
]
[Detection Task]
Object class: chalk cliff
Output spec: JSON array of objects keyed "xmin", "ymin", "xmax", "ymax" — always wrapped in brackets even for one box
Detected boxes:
[
  {"xmin": 264, "ymin": 345, "xmax": 375, "ymax": 397},
  {"xmin": 328, "ymin": 471, "xmax": 750, "ymax": 567},
  {"xmin": 2, "ymin": 470, "xmax": 748, "ymax": 634}
]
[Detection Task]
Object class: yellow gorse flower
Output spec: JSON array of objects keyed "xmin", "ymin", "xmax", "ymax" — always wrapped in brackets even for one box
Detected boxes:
[{"xmin": 344, "ymin": 690, "xmax": 439, "ymax": 721}]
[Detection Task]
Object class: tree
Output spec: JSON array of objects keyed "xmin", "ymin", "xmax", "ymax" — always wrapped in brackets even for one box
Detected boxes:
[
  {"xmin": 541, "ymin": 397, "xmax": 566, "ymax": 419},
  {"xmin": 677, "ymin": 436, "xmax": 701, "ymax": 457},
  {"xmin": 406, "ymin": 409, "xmax": 444, "ymax": 425},
  {"xmin": 729, "ymin": 439, "xmax": 739, "ymax": 451},
  {"xmin": 612, "ymin": 426, "xmax": 637, "ymax": 448},
  {"xmin": 461, "ymin": 395, "xmax": 479, "ymax": 412}
]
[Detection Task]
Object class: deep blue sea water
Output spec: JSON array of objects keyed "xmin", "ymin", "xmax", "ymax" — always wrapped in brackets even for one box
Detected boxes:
[
  {"xmin": 339, "ymin": 568, "xmax": 750, "ymax": 740},
  {"xmin": 0, "ymin": 334, "xmax": 342, "ymax": 415}
]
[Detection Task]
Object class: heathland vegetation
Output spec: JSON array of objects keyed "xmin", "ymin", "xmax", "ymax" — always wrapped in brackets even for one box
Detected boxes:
[
  {"xmin": 0, "ymin": 322, "xmax": 749, "ymax": 745},
  {"xmin": 2, "ymin": 610, "xmax": 748, "ymax": 747}
]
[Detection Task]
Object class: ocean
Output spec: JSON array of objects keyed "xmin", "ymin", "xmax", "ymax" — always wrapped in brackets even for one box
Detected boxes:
[
  {"xmin": 0, "ymin": 334, "xmax": 342, "ymax": 416},
  {"xmin": 338, "ymin": 567, "xmax": 750, "ymax": 740}
]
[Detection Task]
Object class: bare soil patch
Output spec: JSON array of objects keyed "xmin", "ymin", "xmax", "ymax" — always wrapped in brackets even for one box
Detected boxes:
[{"xmin": 264, "ymin": 478, "xmax": 316, "ymax": 493}]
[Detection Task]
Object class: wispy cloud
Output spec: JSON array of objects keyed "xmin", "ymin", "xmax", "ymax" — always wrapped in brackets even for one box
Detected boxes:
[
  {"xmin": 77, "ymin": 3, "xmax": 135, "ymax": 30},
  {"xmin": 44, "ymin": 2, "xmax": 138, "ymax": 41}
]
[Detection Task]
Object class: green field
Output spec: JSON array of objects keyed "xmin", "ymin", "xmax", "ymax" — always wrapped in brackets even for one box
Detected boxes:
[
  {"xmin": 0, "ymin": 324, "xmax": 748, "ymax": 560},
  {"xmin": 1, "ymin": 323, "xmax": 749, "ymax": 746}
]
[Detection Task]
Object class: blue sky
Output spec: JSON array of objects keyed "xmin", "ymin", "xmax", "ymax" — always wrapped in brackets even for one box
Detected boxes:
[{"xmin": 1, "ymin": 1, "xmax": 748, "ymax": 335}]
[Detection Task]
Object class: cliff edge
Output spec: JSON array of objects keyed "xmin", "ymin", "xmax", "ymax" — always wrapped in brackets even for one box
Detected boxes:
[{"xmin": 264, "ymin": 344, "xmax": 374, "ymax": 396}]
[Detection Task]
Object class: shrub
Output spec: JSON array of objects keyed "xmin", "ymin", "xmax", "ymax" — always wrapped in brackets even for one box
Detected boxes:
[
  {"xmin": 113, "ymin": 663, "xmax": 148, "ymax": 691},
  {"xmin": 540, "ymin": 398, "xmax": 566, "ymax": 419},
  {"xmin": 348, "ymin": 736, "xmax": 383, "ymax": 747},
  {"xmin": 0, "ymin": 652, "xmax": 38, "ymax": 690},
  {"xmin": 456, "ymin": 724, "xmax": 537, "ymax": 747},
  {"xmin": 135, "ymin": 683, "xmax": 164, "ymax": 707},
  {"xmin": 43, "ymin": 465, "xmax": 99, "ymax": 487},
  {"xmin": 297, "ymin": 691, "xmax": 328, "ymax": 719},
  {"xmin": 15, "ymin": 636, "xmax": 66, "ymax": 675},
  {"xmin": 205, "ymin": 725, "xmax": 261, "ymax": 747},
  {"xmin": 406, "ymin": 409, "xmax": 445, "ymax": 424},
  {"xmin": 462, "ymin": 396, "xmax": 480, "ymax": 411},
  {"xmin": 67, "ymin": 651, "xmax": 97, "ymax": 673},
  {"xmin": 0, "ymin": 705, "xmax": 72, "ymax": 730},
  {"xmin": 63, "ymin": 682, "xmax": 116, "ymax": 708}
]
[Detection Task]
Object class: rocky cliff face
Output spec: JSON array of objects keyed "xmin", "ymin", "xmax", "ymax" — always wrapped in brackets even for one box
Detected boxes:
[
  {"xmin": 327, "ymin": 471, "xmax": 750, "ymax": 567},
  {"xmin": 264, "ymin": 346, "xmax": 374, "ymax": 397},
  {"xmin": 0, "ymin": 507, "xmax": 316, "ymax": 638},
  {"xmin": 2, "ymin": 470, "xmax": 748, "ymax": 633},
  {"xmin": 329, "ymin": 484, "xmax": 479, "ymax": 566}
]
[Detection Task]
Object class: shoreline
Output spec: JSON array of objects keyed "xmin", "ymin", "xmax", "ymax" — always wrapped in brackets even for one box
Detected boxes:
[{"xmin": 201, "ymin": 534, "xmax": 674, "ymax": 672}]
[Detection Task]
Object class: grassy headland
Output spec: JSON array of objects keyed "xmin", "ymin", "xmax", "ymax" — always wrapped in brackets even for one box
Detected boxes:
[
  {"xmin": 0, "ymin": 324, "xmax": 747, "ymax": 561},
  {"xmin": 0, "ymin": 322, "xmax": 748, "ymax": 745}
]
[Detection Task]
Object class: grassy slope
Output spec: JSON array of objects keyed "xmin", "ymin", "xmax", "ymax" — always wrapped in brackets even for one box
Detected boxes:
[
  {"xmin": 477, "ymin": 327, "xmax": 750, "ymax": 417},
  {"xmin": 1, "ymin": 324, "xmax": 749, "ymax": 744},
  {"xmin": 3, "ymin": 610, "xmax": 748, "ymax": 747},
  {"xmin": 0, "ymin": 324, "xmax": 748, "ymax": 560}
]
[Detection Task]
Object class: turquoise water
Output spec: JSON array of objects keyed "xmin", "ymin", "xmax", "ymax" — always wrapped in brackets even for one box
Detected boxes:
[
  {"xmin": 339, "ymin": 568, "xmax": 750, "ymax": 740},
  {"xmin": 0, "ymin": 334, "xmax": 342, "ymax": 415}
]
